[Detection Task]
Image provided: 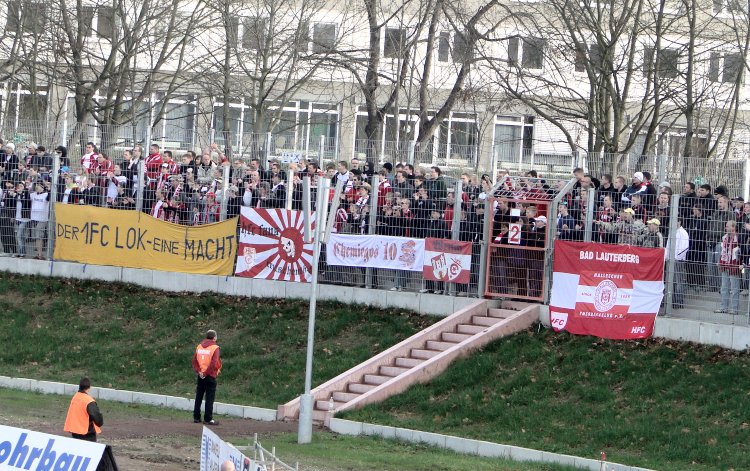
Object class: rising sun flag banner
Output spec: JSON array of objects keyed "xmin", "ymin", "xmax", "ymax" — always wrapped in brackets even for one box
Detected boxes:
[
  {"xmin": 549, "ymin": 240, "xmax": 664, "ymax": 339},
  {"xmin": 235, "ymin": 208, "xmax": 315, "ymax": 282}
]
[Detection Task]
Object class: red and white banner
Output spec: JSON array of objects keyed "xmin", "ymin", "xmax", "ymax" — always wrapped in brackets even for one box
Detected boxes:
[
  {"xmin": 327, "ymin": 234, "xmax": 425, "ymax": 271},
  {"xmin": 423, "ymin": 238, "xmax": 471, "ymax": 284},
  {"xmin": 235, "ymin": 208, "xmax": 315, "ymax": 282},
  {"xmin": 549, "ymin": 241, "xmax": 664, "ymax": 339}
]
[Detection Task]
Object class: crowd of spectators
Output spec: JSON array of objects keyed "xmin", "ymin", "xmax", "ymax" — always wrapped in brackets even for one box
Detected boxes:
[{"xmin": 1, "ymin": 138, "xmax": 745, "ymax": 311}]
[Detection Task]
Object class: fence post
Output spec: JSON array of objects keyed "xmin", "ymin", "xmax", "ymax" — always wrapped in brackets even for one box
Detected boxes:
[
  {"xmin": 285, "ymin": 169, "xmax": 295, "ymax": 211},
  {"xmin": 583, "ymin": 189, "xmax": 595, "ymax": 242},
  {"xmin": 365, "ymin": 174, "xmax": 379, "ymax": 288},
  {"xmin": 135, "ymin": 158, "xmax": 145, "ymax": 212},
  {"xmin": 46, "ymin": 153, "xmax": 61, "ymax": 260},
  {"xmin": 220, "ymin": 165, "xmax": 230, "ymax": 220},
  {"xmin": 658, "ymin": 154, "xmax": 667, "ymax": 184},
  {"xmin": 264, "ymin": 132, "xmax": 272, "ymax": 170},
  {"xmin": 407, "ymin": 141, "xmax": 415, "ymax": 166},
  {"xmin": 449, "ymin": 181, "xmax": 463, "ymax": 297},
  {"xmin": 743, "ymin": 155, "xmax": 750, "ymax": 202},
  {"xmin": 477, "ymin": 195, "xmax": 492, "ymax": 298},
  {"xmin": 664, "ymin": 195, "xmax": 680, "ymax": 317}
]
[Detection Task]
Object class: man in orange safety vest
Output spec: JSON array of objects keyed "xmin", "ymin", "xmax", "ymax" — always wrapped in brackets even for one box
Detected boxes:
[
  {"xmin": 64, "ymin": 377, "xmax": 104, "ymax": 441},
  {"xmin": 193, "ymin": 329, "xmax": 222, "ymax": 425}
]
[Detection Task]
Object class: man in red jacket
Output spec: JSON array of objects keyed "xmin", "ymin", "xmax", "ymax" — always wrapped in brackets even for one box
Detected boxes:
[{"xmin": 193, "ymin": 329, "xmax": 222, "ymax": 425}]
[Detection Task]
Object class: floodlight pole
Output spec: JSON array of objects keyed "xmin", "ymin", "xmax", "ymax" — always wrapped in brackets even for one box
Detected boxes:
[{"xmin": 298, "ymin": 177, "xmax": 334, "ymax": 444}]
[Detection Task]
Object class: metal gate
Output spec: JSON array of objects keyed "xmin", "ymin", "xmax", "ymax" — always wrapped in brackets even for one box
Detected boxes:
[{"xmin": 484, "ymin": 196, "xmax": 551, "ymax": 302}]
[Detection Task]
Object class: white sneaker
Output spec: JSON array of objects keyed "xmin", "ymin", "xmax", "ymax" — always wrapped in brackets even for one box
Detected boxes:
[
  {"xmin": 390, "ymin": 287, "xmax": 399, "ymax": 291},
  {"xmin": 418, "ymin": 289, "xmax": 429, "ymax": 293},
  {"xmin": 434, "ymin": 290, "xmax": 443, "ymax": 295}
]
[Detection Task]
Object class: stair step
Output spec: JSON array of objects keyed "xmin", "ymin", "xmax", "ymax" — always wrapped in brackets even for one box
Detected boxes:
[
  {"xmin": 364, "ymin": 374, "xmax": 391, "ymax": 385},
  {"xmin": 442, "ymin": 332, "xmax": 473, "ymax": 343},
  {"xmin": 312, "ymin": 409, "xmax": 328, "ymax": 422},
  {"xmin": 395, "ymin": 357, "xmax": 423, "ymax": 368},
  {"xmin": 379, "ymin": 365, "xmax": 410, "ymax": 377},
  {"xmin": 425, "ymin": 340, "xmax": 457, "ymax": 351},
  {"xmin": 502, "ymin": 300, "xmax": 530, "ymax": 311},
  {"xmin": 457, "ymin": 324, "xmax": 485, "ymax": 335},
  {"xmin": 315, "ymin": 400, "xmax": 345, "ymax": 411},
  {"xmin": 333, "ymin": 391, "xmax": 360, "ymax": 403},
  {"xmin": 488, "ymin": 308, "xmax": 516, "ymax": 319},
  {"xmin": 472, "ymin": 315, "xmax": 502, "ymax": 327},
  {"xmin": 348, "ymin": 382, "xmax": 376, "ymax": 394},
  {"xmin": 411, "ymin": 348, "xmax": 441, "ymax": 359}
]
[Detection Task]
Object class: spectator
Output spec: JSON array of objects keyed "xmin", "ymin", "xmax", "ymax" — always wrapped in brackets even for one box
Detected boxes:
[
  {"xmin": 527, "ymin": 215, "xmax": 547, "ymax": 297},
  {"xmin": 715, "ymin": 220, "xmax": 741, "ymax": 314},
  {"xmin": 392, "ymin": 171, "xmax": 414, "ymax": 200},
  {"xmin": 80, "ymin": 142, "xmax": 98, "ymax": 175},
  {"xmin": 54, "ymin": 145, "xmax": 71, "ymax": 168},
  {"xmin": 667, "ymin": 218, "xmax": 689, "ymax": 309},
  {"xmin": 680, "ymin": 182, "xmax": 697, "ymax": 219},
  {"xmin": 1, "ymin": 181, "xmax": 18, "ymax": 254},
  {"xmin": 426, "ymin": 166, "xmax": 447, "ymax": 201},
  {"xmin": 628, "ymin": 193, "xmax": 648, "ymax": 223},
  {"xmin": 641, "ymin": 219, "xmax": 663, "ymax": 248},
  {"xmin": 29, "ymin": 181, "xmax": 50, "ymax": 260},
  {"xmin": 555, "ymin": 202, "xmax": 579, "ymax": 241},
  {"xmin": 707, "ymin": 195, "xmax": 734, "ymax": 292},
  {"xmin": 597, "ymin": 207, "xmax": 645, "ymax": 246},
  {"xmin": 13, "ymin": 181, "xmax": 30, "ymax": 258},
  {"xmin": 621, "ymin": 172, "xmax": 647, "ymax": 206},
  {"xmin": 596, "ymin": 195, "xmax": 617, "ymax": 243}
]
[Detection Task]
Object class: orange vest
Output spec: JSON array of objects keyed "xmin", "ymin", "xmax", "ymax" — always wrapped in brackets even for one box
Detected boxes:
[
  {"xmin": 64, "ymin": 392, "xmax": 102, "ymax": 435},
  {"xmin": 195, "ymin": 344, "xmax": 221, "ymax": 375}
]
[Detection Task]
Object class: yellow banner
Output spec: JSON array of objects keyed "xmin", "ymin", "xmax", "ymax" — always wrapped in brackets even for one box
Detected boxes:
[{"xmin": 53, "ymin": 203, "xmax": 238, "ymax": 275}]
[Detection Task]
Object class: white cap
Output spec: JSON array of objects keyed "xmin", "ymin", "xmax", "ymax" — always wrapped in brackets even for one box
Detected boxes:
[
  {"xmin": 633, "ymin": 172, "xmax": 644, "ymax": 182},
  {"xmin": 535, "ymin": 215, "xmax": 547, "ymax": 224}
]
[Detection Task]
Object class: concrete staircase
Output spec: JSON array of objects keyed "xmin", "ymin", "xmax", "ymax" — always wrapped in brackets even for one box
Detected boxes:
[{"xmin": 277, "ymin": 299, "xmax": 539, "ymax": 424}]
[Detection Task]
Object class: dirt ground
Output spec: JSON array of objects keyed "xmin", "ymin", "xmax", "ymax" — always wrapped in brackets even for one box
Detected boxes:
[{"xmin": 4, "ymin": 413, "xmax": 301, "ymax": 471}]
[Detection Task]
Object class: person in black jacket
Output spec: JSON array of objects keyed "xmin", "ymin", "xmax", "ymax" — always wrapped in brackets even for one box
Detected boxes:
[
  {"xmin": 54, "ymin": 145, "xmax": 71, "ymax": 168},
  {"xmin": 1, "ymin": 181, "xmax": 18, "ymax": 254},
  {"xmin": 421, "ymin": 205, "xmax": 450, "ymax": 294}
]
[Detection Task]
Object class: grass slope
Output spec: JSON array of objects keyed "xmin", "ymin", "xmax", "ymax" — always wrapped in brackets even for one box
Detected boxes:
[
  {"xmin": 342, "ymin": 327, "xmax": 750, "ymax": 471},
  {"xmin": 0, "ymin": 273, "xmax": 434, "ymax": 408}
]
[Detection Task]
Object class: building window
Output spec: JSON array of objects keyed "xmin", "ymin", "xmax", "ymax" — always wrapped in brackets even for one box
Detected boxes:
[
  {"xmin": 6, "ymin": 1, "xmax": 46, "ymax": 34},
  {"xmin": 509, "ymin": 37, "xmax": 545, "ymax": 69},
  {"xmin": 97, "ymin": 7, "xmax": 115, "ymax": 40},
  {"xmin": 312, "ymin": 22, "xmax": 336, "ymax": 53},
  {"xmin": 294, "ymin": 20, "xmax": 309, "ymax": 53},
  {"xmin": 80, "ymin": 6, "xmax": 95, "ymax": 37},
  {"xmin": 574, "ymin": 44, "xmax": 601, "ymax": 72},
  {"xmin": 643, "ymin": 46, "xmax": 679, "ymax": 79},
  {"xmin": 437, "ymin": 31, "xmax": 450, "ymax": 62},
  {"xmin": 242, "ymin": 17, "xmax": 266, "ymax": 51},
  {"xmin": 384, "ymin": 27, "xmax": 406, "ymax": 58},
  {"xmin": 713, "ymin": 0, "xmax": 743, "ymax": 13},
  {"xmin": 453, "ymin": 31, "xmax": 472, "ymax": 63},
  {"xmin": 723, "ymin": 52, "xmax": 743, "ymax": 83},
  {"xmin": 710, "ymin": 52, "xmax": 744, "ymax": 84}
]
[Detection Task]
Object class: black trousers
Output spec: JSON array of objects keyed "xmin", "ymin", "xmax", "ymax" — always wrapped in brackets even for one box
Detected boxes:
[
  {"xmin": 193, "ymin": 376, "xmax": 217, "ymax": 422},
  {"xmin": 71, "ymin": 431, "xmax": 97, "ymax": 442}
]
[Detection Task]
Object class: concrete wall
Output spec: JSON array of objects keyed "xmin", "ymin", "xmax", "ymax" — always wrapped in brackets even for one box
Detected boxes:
[
  {"xmin": 0, "ymin": 258, "xmax": 480, "ymax": 317},
  {"xmin": 0, "ymin": 376, "xmax": 276, "ymax": 421},
  {"xmin": 538, "ymin": 305, "xmax": 750, "ymax": 351}
]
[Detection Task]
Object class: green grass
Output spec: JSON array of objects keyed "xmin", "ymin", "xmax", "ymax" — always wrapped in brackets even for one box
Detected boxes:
[
  {"xmin": 0, "ymin": 272, "xmax": 434, "ymax": 408},
  {"xmin": 342, "ymin": 327, "xmax": 750, "ymax": 471},
  {"xmin": 0, "ymin": 388, "xmax": 578, "ymax": 471}
]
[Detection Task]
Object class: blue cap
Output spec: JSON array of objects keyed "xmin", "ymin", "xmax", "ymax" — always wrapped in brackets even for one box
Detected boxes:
[{"xmin": 61, "ymin": 166, "xmax": 70, "ymax": 173}]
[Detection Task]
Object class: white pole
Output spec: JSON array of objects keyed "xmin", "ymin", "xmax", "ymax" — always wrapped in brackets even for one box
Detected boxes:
[
  {"xmin": 298, "ymin": 178, "xmax": 330, "ymax": 444},
  {"xmin": 743, "ymin": 155, "xmax": 750, "ymax": 202}
]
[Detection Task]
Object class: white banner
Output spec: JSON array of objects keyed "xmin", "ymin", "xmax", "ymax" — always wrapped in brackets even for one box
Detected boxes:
[
  {"xmin": 326, "ymin": 234, "xmax": 425, "ymax": 271},
  {"xmin": 0, "ymin": 424, "xmax": 105, "ymax": 470},
  {"xmin": 200, "ymin": 427, "xmax": 266, "ymax": 471}
]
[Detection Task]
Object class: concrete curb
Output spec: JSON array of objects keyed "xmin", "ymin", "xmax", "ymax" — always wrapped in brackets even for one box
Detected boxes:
[
  {"xmin": 329, "ymin": 418, "xmax": 655, "ymax": 471},
  {"xmin": 0, "ymin": 376, "xmax": 276, "ymax": 422}
]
